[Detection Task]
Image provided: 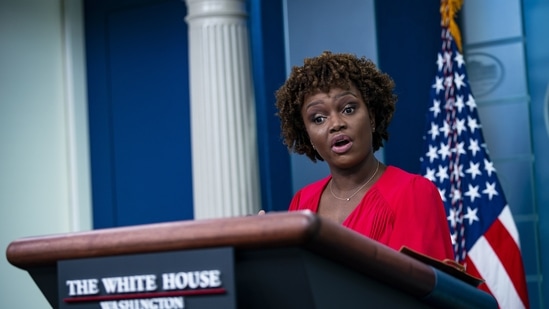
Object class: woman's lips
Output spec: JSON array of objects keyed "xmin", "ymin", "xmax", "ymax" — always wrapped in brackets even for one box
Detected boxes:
[
  {"xmin": 331, "ymin": 135, "xmax": 352, "ymax": 154},
  {"xmin": 332, "ymin": 141, "xmax": 353, "ymax": 154}
]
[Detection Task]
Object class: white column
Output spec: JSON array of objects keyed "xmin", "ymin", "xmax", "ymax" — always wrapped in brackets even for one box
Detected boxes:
[{"xmin": 184, "ymin": 0, "xmax": 261, "ymax": 219}]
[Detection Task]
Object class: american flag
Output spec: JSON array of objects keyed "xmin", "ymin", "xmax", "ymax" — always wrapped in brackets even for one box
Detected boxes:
[{"xmin": 419, "ymin": 13, "xmax": 530, "ymax": 309}]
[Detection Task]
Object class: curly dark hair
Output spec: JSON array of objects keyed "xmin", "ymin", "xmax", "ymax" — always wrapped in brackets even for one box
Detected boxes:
[{"xmin": 275, "ymin": 51, "xmax": 397, "ymax": 162}]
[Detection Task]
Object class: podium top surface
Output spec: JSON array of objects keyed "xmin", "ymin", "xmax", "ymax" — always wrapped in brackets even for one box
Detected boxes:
[{"xmin": 6, "ymin": 210, "xmax": 435, "ymax": 297}]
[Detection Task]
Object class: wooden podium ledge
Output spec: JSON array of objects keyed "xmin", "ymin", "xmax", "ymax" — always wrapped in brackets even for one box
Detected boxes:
[{"xmin": 6, "ymin": 210, "xmax": 435, "ymax": 298}]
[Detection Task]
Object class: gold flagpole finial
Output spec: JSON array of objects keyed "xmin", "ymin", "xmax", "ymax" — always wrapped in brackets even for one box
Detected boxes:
[{"xmin": 440, "ymin": 0, "xmax": 464, "ymax": 52}]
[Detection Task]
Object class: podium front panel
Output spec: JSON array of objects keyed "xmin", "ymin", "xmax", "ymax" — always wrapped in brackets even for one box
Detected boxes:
[
  {"xmin": 235, "ymin": 247, "xmax": 432, "ymax": 309},
  {"xmin": 57, "ymin": 247, "xmax": 236, "ymax": 309}
]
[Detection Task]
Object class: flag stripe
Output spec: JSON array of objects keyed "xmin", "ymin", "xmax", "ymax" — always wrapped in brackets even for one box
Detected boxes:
[
  {"xmin": 462, "ymin": 257, "xmax": 492, "ymax": 295},
  {"xmin": 499, "ymin": 205, "xmax": 520, "ymax": 247},
  {"xmin": 469, "ymin": 234, "xmax": 525, "ymax": 309},
  {"xmin": 484, "ymin": 216, "xmax": 530, "ymax": 307}
]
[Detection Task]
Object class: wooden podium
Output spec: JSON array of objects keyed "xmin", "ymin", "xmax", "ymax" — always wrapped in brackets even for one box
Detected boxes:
[{"xmin": 6, "ymin": 210, "xmax": 497, "ymax": 308}]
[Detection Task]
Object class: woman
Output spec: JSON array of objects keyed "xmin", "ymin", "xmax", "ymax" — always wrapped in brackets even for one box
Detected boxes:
[{"xmin": 275, "ymin": 51, "xmax": 454, "ymax": 261}]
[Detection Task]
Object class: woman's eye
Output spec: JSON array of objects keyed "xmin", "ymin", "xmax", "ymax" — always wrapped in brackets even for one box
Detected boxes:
[
  {"xmin": 313, "ymin": 115, "xmax": 325, "ymax": 124},
  {"xmin": 343, "ymin": 105, "xmax": 356, "ymax": 114}
]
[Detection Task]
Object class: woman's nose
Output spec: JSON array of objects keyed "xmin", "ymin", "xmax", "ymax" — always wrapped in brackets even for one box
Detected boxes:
[{"xmin": 329, "ymin": 114, "xmax": 346, "ymax": 132}]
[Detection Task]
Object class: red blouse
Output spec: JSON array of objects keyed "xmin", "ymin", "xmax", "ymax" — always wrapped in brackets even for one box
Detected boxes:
[{"xmin": 288, "ymin": 166, "xmax": 455, "ymax": 261}]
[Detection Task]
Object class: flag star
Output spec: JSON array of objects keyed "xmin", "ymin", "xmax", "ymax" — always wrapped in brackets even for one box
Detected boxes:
[
  {"xmin": 424, "ymin": 167, "xmax": 437, "ymax": 182},
  {"xmin": 451, "ymin": 162, "xmax": 464, "ymax": 181},
  {"xmin": 451, "ymin": 186, "xmax": 462, "ymax": 203},
  {"xmin": 444, "ymin": 98, "xmax": 454, "ymax": 111},
  {"xmin": 432, "ymin": 76, "xmax": 445, "ymax": 94},
  {"xmin": 438, "ymin": 142, "xmax": 451, "ymax": 160},
  {"xmin": 455, "ymin": 118, "xmax": 466, "ymax": 136},
  {"xmin": 484, "ymin": 158, "xmax": 497, "ymax": 176},
  {"xmin": 444, "ymin": 51, "xmax": 452, "ymax": 66},
  {"xmin": 426, "ymin": 145, "xmax": 439, "ymax": 163},
  {"xmin": 464, "ymin": 206, "xmax": 479, "ymax": 225},
  {"xmin": 465, "ymin": 94, "xmax": 477, "ymax": 111},
  {"xmin": 465, "ymin": 161, "xmax": 482, "ymax": 180},
  {"xmin": 483, "ymin": 182, "xmax": 499, "ymax": 200},
  {"xmin": 450, "ymin": 232, "xmax": 457, "ymax": 245},
  {"xmin": 436, "ymin": 165, "xmax": 450, "ymax": 183},
  {"xmin": 453, "ymin": 204, "xmax": 463, "ymax": 224},
  {"xmin": 454, "ymin": 72, "xmax": 466, "ymax": 89},
  {"xmin": 440, "ymin": 120, "xmax": 451, "ymax": 137},
  {"xmin": 454, "ymin": 52, "xmax": 465, "ymax": 68},
  {"xmin": 447, "ymin": 207, "xmax": 458, "ymax": 227},
  {"xmin": 468, "ymin": 139, "xmax": 481, "ymax": 156},
  {"xmin": 437, "ymin": 53, "xmax": 444, "ymax": 71},
  {"xmin": 464, "ymin": 184, "xmax": 481, "ymax": 202},
  {"xmin": 455, "ymin": 95, "xmax": 465, "ymax": 113},
  {"xmin": 438, "ymin": 188, "xmax": 447, "ymax": 202},
  {"xmin": 428, "ymin": 122, "xmax": 440, "ymax": 140},
  {"xmin": 445, "ymin": 75, "xmax": 454, "ymax": 88},
  {"xmin": 456, "ymin": 142, "xmax": 466, "ymax": 156},
  {"xmin": 467, "ymin": 115, "xmax": 481, "ymax": 133},
  {"xmin": 481, "ymin": 142, "xmax": 490, "ymax": 155},
  {"xmin": 430, "ymin": 99, "xmax": 441, "ymax": 117}
]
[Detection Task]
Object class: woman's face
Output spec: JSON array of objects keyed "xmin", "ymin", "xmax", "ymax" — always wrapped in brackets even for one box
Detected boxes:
[{"xmin": 301, "ymin": 85, "xmax": 374, "ymax": 169}]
